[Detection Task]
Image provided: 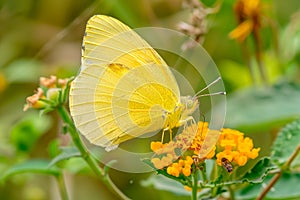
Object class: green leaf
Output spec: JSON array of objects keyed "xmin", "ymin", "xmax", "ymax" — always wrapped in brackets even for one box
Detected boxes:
[
  {"xmin": 64, "ymin": 157, "xmax": 91, "ymax": 174},
  {"xmin": 271, "ymin": 119, "xmax": 300, "ymax": 167},
  {"xmin": 241, "ymin": 157, "xmax": 276, "ymax": 184},
  {"xmin": 10, "ymin": 112, "xmax": 52, "ymax": 152},
  {"xmin": 141, "ymin": 174, "xmax": 191, "ymax": 196},
  {"xmin": 225, "ymin": 82, "xmax": 300, "ymax": 132},
  {"xmin": 236, "ymin": 172, "xmax": 300, "ymax": 200},
  {"xmin": 142, "ymin": 158, "xmax": 192, "ymax": 187},
  {"xmin": 47, "ymin": 139, "xmax": 61, "ymax": 158},
  {"xmin": 1, "ymin": 159, "xmax": 60, "ymax": 181},
  {"xmin": 207, "ymin": 157, "xmax": 275, "ymax": 187},
  {"xmin": 3, "ymin": 59, "xmax": 44, "ymax": 83},
  {"xmin": 48, "ymin": 146, "xmax": 81, "ymax": 167}
]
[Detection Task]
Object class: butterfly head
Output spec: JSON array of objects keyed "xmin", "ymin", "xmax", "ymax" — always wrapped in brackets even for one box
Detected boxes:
[{"xmin": 180, "ymin": 96, "xmax": 199, "ymax": 118}]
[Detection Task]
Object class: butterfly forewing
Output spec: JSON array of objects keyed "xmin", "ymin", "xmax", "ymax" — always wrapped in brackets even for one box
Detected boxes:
[{"xmin": 70, "ymin": 15, "xmax": 180, "ymax": 149}]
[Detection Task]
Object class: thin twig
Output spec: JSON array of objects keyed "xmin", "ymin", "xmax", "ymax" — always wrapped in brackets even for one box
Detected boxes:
[
  {"xmin": 34, "ymin": 0, "xmax": 102, "ymax": 59},
  {"xmin": 256, "ymin": 145, "xmax": 300, "ymax": 200},
  {"xmin": 253, "ymin": 28, "xmax": 268, "ymax": 86}
]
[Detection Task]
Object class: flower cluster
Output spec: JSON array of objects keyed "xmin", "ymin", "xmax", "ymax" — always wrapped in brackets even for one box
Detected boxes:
[
  {"xmin": 216, "ymin": 128, "xmax": 261, "ymax": 167},
  {"xmin": 150, "ymin": 121, "xmax": 260, "ymax": 177},
  {"xmin": 24, "ymin": 75, "xmax": 71, "ymax": 111},
  {"xmin": 150, "ymin": 124, "xmax": 198, "ymax": 173}
]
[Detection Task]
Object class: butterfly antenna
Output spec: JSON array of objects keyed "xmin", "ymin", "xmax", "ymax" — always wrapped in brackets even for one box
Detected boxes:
[
  {"xmin": 193, "ymin": 77, "xmax": 222, "ymax": 97},
  {"xmin": 196, "ymin": 91, "xmax": 226, "ymax": 98},
  {"xmin": 193, "ymin": 77, "xmax": 226, "ymax": 99}
]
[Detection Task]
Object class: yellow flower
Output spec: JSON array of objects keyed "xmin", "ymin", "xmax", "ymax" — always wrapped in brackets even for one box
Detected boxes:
[
  {"xmin": 235, "ymin": 155, "xmax": 248, "ymax": 166},
  {"xmin": 150, "ymin": 141, "xmax": 164, "ymax": 152},
  {"xmin": 229, "ymin": 20, "xmax": 254, "ymax": 42},
  {"xmin": 249, "ymin": 148, "xmax": 260, "ymax": 159},
  {"xmin": 185, "ymin": 156, "xmax": 193, "ymax": 165},
  {"xmin": 167, "ymin": 163, "xmax": 181, "ymax": 177},
  {"xmin": 229, "ymin": 0, "xmax": 262, "ymax": 42},
  {"xmin": 182, "ymin": 166, "xmax": 191, "ymax": 177},
  {"xmin": 184, "ymin": 186, "xmax": 192, "ymax": 191},
  {"xmin": 0, "ymin": 72, "xmax": 7, "ymax": 93}
]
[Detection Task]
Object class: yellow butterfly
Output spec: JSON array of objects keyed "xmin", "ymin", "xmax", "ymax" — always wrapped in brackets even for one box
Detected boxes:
[{"xmin": 69, "ymin": 15, "xmax": 216, "ymax": 151}]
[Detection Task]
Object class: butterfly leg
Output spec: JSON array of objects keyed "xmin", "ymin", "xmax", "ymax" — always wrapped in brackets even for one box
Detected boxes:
[
  {"xmin": 161, "ymin": 127, "xmax": 173, "ymax": 143},
  {"xmin": 181, "ymin": 116, "xmax": 196, "ymax": 130}
]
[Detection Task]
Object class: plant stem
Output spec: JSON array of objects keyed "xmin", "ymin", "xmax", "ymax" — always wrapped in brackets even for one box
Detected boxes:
[
  {"xmin": 256, "ymin": 145, "xmax": 300, "ymax": 200},
  {"xmin": 56, "ymin": 173, "xmax": 69, "ymax": 200},
  {"xmin": 253, "ymin": 28, "xmax": 268, "ymax": 86},
  {"xmin": 199, "ymin": 162, "xmax": 207, "ymax": 183},
  {"xmin": 228, "ymin": 185, "xmax": 235, "ymax": 200},
  {"xmin": 240, "ymin": 42, "xmax": 256, "ymax": 85},
  {"xmin": 283, "ymin": 144, "xmax": 300, "ymax": 168},
  {"xmin": 192, "ymin": 169, "xmax": 199, "ymax": 200},
  {"xmin": 57, "ymin": 106, "xmax": 130, "ymax": 200}
]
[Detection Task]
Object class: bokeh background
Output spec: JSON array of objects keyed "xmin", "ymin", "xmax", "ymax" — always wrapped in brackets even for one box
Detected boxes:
[{"xmin": 1, "ymin": 0, "xmax": 300, "ymax": 199}]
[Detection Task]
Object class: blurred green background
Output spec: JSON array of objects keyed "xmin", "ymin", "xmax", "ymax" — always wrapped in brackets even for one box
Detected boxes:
[{"xmin": 1, "ymin": 0, "xmax": 300, "ymax": 199}]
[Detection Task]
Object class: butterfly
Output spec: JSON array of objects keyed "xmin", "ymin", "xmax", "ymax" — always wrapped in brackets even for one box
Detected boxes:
[{"xmin": 69, "ymin": 15, "xmax": 223, "ymax": 151}]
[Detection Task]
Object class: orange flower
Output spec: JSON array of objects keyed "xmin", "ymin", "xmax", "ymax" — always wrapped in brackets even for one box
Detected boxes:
[
  {"xmin": 40, "ymin": 75, "xmax": 57, "ymax": 88},
  {"xmin": 23, "ymin": 88, "xmax": 46, "ymax": 111},
  {"xmin": 182, "ymin": 166, "xmax": 192, "ymax": 176},
  {"xmin": 216, "ymin": 128, "xmax": 260, "ymax": 167},
  {"xmin": 150, "ymin": 121, "xmax": 260, "ymax": 176},
  {"xmin": 150, "ymin": 141, "xmax": 164, "ymax": 152}
]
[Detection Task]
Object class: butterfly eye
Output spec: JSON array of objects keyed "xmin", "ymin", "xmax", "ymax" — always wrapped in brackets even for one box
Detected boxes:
[
  {"xmin": 187, "ymin": 100, "xmax": 193, "ymax": 108},
  {"xmin": 185, "ymin": 97, "xmax": 195, "ymax": 109}
]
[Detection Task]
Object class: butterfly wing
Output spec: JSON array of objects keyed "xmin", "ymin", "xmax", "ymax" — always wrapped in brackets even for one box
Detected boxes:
[{"xmin": 69, "ymin": 15, "xmax": 180, "ymax": 149}]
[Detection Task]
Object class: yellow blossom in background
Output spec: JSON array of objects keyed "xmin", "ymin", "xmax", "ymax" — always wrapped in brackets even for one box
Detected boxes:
[
  {"xmin": 229, "ymin": 0, "xmax": 262, "ymax": 42},
  {"xmin": 0, "ymin": 72, "xmax": 7, "ymax": 93},
  {"xmin": 229, "ymin": 20, "xmax": 254, "ymax": 43}
]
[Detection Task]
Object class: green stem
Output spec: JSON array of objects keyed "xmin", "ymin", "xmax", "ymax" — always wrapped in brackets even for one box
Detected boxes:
[
  {"xmin": 192, "ymin": 169, "xmax": 199, "ymax": 200},
  {"xmin": 253, "ymin": 28, "xmax": 268, "ymax": 86},
  {"xmin": 56, "ymin": 173, "xmax": 69, "ymax": 200},
  {"xmin": 57, "ymin": 106, "xmax": 130, "ymax": 200},
  {"xmin": 240, "ymin": 41, "xmax": 256, "ymax": 85},
  {"xmin": 228, "ymin": 185, "xmax": 235, "ymax": 200},
  {"xmin": 199, "ymin": 162, "xmax": 207, "ymax": 183}
]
